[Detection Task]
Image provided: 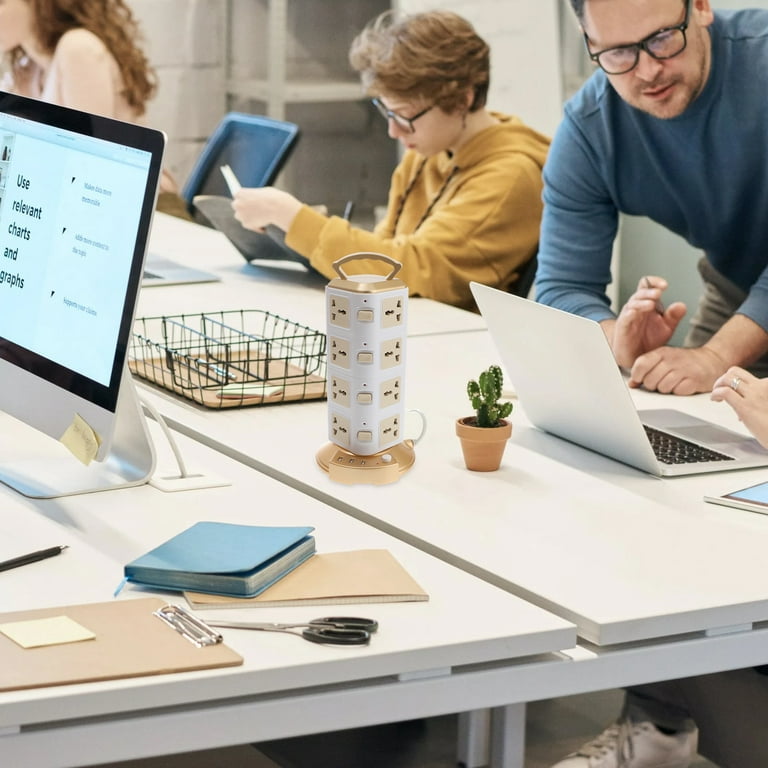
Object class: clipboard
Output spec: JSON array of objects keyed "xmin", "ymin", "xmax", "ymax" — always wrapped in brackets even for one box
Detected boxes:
[{"xmin": 0, "ymin": 597, "xmax": 243, "ymax": 692}]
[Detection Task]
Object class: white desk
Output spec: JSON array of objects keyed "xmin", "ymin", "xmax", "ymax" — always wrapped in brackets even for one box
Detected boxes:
[
  {"xmin": 138, "ymin": 329, "xmax": 768, "ymax": 653},
  {"xmin": 132, "ymin": 232, "xmax": 768, "ymax": 760},
  {"xmin": 0, "ymin": 420, "xmax": 574, "ymax": 768},
  {"xmin": 144, "ymin": 212, "xmax": 486, "ymax": 337}
]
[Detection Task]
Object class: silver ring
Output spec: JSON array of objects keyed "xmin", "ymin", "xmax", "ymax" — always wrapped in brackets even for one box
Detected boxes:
[{"xmin": 731, "ymin": 375, "xmax": 742, "ymax": 392}]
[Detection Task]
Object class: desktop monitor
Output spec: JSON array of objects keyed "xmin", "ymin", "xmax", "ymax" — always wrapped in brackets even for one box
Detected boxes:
[{"xmin": 0, "ymin": 92, "xmax": 164, "ymax": 498}]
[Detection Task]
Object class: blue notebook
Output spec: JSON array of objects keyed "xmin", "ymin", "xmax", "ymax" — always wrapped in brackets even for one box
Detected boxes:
[{"xmin": 124, "ymin": 522, "xmax": 315, "ymax": 597}]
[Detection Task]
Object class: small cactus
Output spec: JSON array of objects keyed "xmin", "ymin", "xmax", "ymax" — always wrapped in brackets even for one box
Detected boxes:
[{"xmin": 466, "ymin": 365, "xmax": 513, "ymax": 428}]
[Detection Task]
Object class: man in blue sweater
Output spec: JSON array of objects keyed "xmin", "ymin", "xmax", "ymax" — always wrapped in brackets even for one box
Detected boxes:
[
  {"xmin": 543, "ymin": 2, "xmax": 768, "ymax": 767},
  {"xmin": 537, "ymin": 0, "xmax": 768, "ymax": 397}
]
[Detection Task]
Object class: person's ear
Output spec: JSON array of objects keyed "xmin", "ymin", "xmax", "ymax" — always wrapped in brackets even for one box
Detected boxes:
[{"xmin": 693, "ymin": 0, "xmax": 715, "ymax": 27}]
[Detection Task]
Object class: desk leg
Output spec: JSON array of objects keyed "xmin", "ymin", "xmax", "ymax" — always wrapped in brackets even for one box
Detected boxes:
[
  {"xmin": 457, "ymin": 709, "xmax": 490, "ymax": 767},
  {"xmin": 489, "ymin": 702, "xmax": 526, "ymax": 768}
]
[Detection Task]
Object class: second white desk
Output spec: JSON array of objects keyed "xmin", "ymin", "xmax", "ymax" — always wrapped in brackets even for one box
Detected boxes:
[
  {"xmin": 0, "ymin": 418, "xmax": 574, "ymax": 768},
  {"xmin": 144, "ymin": 212, "xmax": 485, "ymax": 337}
]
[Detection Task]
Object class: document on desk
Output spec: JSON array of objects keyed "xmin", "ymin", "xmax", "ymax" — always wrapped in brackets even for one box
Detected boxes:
[
  {"xmin": 0, "ymin": 597, "xmax": 242, "ymax": 692},
  {"xmin": 185, "ymin": 549, "xmax": 429, "ymax": 609}
]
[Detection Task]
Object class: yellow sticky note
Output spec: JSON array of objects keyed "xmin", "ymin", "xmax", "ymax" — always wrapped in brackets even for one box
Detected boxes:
[
  {"xmin": 0, "ymin": 615, "xmax": 96, "ymax": 648},
  {"xmin": 59, "ymin": 413, "xmax": 101, "ymax": 465}
]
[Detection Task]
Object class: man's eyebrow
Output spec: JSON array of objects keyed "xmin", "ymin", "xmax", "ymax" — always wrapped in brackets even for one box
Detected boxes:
[{"xmin": 585, "ymin": 19, "xmax": 671, "ymax": 50}]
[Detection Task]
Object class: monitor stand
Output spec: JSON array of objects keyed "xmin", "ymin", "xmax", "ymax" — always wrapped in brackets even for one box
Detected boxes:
[{"xmin": 0, "ymin": 368, "xmax": 155, "ymax": 499}]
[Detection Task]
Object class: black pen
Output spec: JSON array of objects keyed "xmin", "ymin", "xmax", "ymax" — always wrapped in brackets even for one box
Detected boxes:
[
  {"xmin": 0, "ymin": 545, "xmax": 69, "ymax": 573},
  {"xmin": 642, "ymin": 276, "xmax": 666, "ymax": 315}
]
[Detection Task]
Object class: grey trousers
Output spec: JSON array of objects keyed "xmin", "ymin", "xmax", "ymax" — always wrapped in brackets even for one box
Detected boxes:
[
  {"xmin": 625, "ymin": 668, "xmax": 768, "ymax": 767},
  {"xmin": 684, "ymin": 258, "xmax": 768, "ymax": 378}
]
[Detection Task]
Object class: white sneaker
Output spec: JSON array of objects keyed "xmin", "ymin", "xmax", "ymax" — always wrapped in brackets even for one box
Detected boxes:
[{"xmin": 550, "ymin": 720, "xmax": 698, "ymax": 768}]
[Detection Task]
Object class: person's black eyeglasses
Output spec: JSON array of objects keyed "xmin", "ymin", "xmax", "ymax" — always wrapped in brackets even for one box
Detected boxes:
[
  {"xmin": 583, "ymin": 0, "xmax": 691, "ymax": 75},
  {"xmin": 371, "ymin": 98, "xmax": 433, "ymax": 133}
]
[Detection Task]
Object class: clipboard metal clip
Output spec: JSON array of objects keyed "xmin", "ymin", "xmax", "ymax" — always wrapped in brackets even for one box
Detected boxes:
[{"xmin": 153, "ymin": 604, "xmax": 223, "ymax": 647}]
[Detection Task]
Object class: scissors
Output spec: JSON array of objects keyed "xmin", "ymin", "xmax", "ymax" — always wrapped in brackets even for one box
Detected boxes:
[{"xmin": 206, "ymin": 616, "xmax": 378, "ymax": 645}]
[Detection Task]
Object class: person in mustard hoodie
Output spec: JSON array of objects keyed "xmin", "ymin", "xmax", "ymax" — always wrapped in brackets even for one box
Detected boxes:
[{"xmin": 232, "ymin": 9, "xmax": 550, "ymax": 311}]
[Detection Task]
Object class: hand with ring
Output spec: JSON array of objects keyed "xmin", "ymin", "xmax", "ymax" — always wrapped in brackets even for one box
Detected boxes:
[{"xmin": 712, "ymin": 366, "xmax": 768, "ymax": 448}]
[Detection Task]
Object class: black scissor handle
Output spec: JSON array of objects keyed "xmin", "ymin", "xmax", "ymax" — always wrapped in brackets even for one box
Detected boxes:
[
  {"xmin": 311, "ymin": 616, "xmax": 379, "ymax": 633},
  {"xmin": 302, "ymin": 627, "xmax": 371, "ymax": 645}
]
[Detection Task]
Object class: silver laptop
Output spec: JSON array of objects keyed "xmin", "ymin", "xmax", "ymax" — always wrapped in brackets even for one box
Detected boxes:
[
  {"xmin": 141, "ymin": 253, "xmax": 220, "ymax": 287},
  {"xmin": 470, "ymin": 282, "xmax": 768, "ymax": 477}
]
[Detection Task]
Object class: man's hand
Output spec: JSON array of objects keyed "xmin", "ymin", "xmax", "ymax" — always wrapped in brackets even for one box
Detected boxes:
[
  {"xmin": 611, "ymin": 276, "xmax": 687, "ymax": 369},
  {"xmin": 629, "ymin": 345, "xmax": 727, "ymax": 395},
  {"xmin": 627, "ymin": 311, "xmax": 768, "ymax": 395}
]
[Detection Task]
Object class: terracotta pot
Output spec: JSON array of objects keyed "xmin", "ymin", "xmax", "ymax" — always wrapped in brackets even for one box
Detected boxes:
[{"xmin": 455, "ymin": 417, "xmax": 512, "ymax": 472}]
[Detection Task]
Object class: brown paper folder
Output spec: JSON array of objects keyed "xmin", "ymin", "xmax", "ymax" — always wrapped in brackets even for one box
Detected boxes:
[
  {"xmin": 185, "ymin": 549, "xmax": 429, "ymax": 609},
  {"xmin": 0, "ymin": 597, "xmax": 243, "ymax": 692}
]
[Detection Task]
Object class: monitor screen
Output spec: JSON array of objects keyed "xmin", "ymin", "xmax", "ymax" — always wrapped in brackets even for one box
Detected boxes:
[{"xmin": 0, "ymin": 92, "xmax": 164, "ymax": 497}]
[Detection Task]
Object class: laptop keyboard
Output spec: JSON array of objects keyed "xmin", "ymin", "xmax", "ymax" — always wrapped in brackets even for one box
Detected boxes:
[{"xmin": 643, "ymin": 425, "xmax": 735, "ymax": 465}]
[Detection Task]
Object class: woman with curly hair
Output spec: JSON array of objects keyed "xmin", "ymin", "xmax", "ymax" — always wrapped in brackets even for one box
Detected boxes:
[
  {"xmin": 0, "ymin": 0, "xmax": 180, "ymax": 200},
  {"xmin": 232, "ymin": 9, "xmax": 550, "ymax": 310}
]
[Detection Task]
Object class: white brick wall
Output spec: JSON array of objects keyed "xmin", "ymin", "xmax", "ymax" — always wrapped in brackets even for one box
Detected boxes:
[
  {"xmin": 132, "ymin": 0, "xmax": 565, "ymax": 202},
  {"xmin": 129, "ymin": 0, "xmax": 227, "ymax": 186}
]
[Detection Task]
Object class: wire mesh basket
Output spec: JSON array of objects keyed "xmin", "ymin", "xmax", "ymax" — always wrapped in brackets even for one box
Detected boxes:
[{"xmin": 129, "ymin": 310, "xmax": 327, "ymax": 408}]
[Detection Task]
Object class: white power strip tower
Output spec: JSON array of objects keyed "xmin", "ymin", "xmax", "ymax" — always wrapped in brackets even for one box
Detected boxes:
[{"xmin": 316, "ymin": 253, "xmax": 415, "ymax": 484}]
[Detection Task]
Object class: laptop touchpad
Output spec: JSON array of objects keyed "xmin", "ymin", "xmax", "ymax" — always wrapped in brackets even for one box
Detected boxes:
[
  {"xmin": 640, "ymin": 408, "xmax": 745, "ymax": 445},
  {"xmin": 671, "ymin": 424, "xmax": 745, "ymax": 446}
]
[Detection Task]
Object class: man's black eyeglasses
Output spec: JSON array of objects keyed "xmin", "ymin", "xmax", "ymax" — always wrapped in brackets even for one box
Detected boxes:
[
  {"xmin": 583, "ymin": 0, "xmax": 691, "ymax": 75},
  {"xmin": 371, "ymin": 98, "xmax": 433, "ymax": 133}
]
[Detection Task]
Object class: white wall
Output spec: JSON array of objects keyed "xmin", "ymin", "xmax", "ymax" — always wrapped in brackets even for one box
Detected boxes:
[
  {"xmin": 130, "ymin": 0, "xmax": 228, "ymax": 188},
  {"xmin": 396, "ymin": 0, "xmax": 564, "ymax": 136}
]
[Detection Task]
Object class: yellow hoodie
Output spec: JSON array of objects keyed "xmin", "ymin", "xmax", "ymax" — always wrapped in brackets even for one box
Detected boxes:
[{"xmin": 285, "ymin": 113, "xmax": 550, "ymax": 311}]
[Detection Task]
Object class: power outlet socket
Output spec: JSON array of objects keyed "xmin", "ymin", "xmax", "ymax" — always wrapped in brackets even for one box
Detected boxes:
[
  {"xmin": 380, "ymin": 338, "xmax": 403, "ymax": 369},
  {"xmin": 380, "ymin": 376, "xmax": 401, "ymax": 407},
  {"xmin": 329, "ymin": 296, "xmax": 350, "ymax": 328},
  {"xmin": 330, "ymin": 376, "xmax": 350, "ymax": 407},
  {"xmin": 379, "ymin": 415, "xmax": 400, "ymax": 444},
  {"xmin": 381, "ymin": 296, "xmax": 404, "ymax": 328},
  {"xmin": 329, "ymin": 336, "xmax": 350, "ymax": 368},
  {"xmin": 330, "ymin": 412, "xmax": 350, "ymax": 448}
]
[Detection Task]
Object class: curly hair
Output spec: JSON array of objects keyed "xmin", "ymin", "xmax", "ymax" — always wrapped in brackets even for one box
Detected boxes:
[
  {"xmin": 349, "ymin": 10, "xmax": 490, "ymax": 113},
  {"xmin": 8, "ymin": 0, "xmax": 156, "ymax": 114}
]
